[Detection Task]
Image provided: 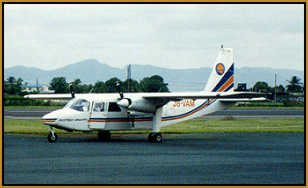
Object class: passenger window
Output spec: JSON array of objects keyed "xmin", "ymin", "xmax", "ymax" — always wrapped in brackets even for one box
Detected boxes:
[
  {"xmin": 108, "ymin": 102, "xmax": 121, "ymax": 112},
  {"xmin": 94, "ymin": 102, "xmax": 105, "ymax": 112}
]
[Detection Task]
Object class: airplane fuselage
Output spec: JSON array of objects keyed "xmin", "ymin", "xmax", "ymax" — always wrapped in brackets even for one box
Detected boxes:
[{"xmin": 42, "ymin": 93, "xmax": 231, "ymax": 132}]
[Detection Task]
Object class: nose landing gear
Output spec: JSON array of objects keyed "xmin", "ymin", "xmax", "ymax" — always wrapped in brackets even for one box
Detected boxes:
[{"xmin": 48, "ymin": 127, "xmax": 58, "ymax": 143}]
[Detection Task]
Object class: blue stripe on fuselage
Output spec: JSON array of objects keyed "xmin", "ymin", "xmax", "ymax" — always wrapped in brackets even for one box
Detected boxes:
[{"xmin": 89, "ymin": 117, "xmax": 153, "ymax": 121}]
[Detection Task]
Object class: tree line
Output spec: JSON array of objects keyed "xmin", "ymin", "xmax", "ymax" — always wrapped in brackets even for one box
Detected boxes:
[
  {"xmin": 3, "ymin": 74, "xmax": 304, "ymax": 106},
  {"xmin": 4, "ymin": 75, "xmax": 304, "ymax": 96},
  {"xmin": 4, "ymin": 75, "xmax": 170, "ymax": 95},
  {"xmin": 248, "ymin": 76, "xmax": 304, "ymax": 93},
  {"xmin": 49, "ymin": 75, "xmax": 169, "ymax": 94},
  {"xmin": 5, "ymin": 75, "xmax": 304, "ymax": 96}
]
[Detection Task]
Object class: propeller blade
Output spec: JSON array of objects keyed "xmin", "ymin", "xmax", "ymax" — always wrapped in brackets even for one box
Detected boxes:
[
  {"xmin": 69, "ymin": 84, "xmax": 75, "ymax": 98},
  {"xmin": 115, "ymin": 81, "xmax": 123, "ymax": 99}
]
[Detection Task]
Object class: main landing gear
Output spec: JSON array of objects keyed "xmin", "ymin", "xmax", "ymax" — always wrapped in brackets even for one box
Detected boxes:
[
  {"xmin": 48, "ymin": 127, "xmax": 58, "ymax": 143},
  {"xmin": 148, "ymin": 107, "xmax": 163, "ymax": 143},
  {"xmin": 98, "ymin": 131, "xmax": 111, "ymax": 141},
  {"xmin": 148, "ymin": 133, "xmax": 162, "ymax": 143}
]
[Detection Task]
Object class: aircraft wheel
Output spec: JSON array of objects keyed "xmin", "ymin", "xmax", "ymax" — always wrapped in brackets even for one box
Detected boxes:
[
  {"xmin": 98, "ymin": 131, "xmax": 111, "ymax": 141},
  {"xmin": 48, "ymin": 132, "xmax": 58, "ymax": 143},
  {"xmin": 148, "ymin": 133, "xmax": 154, "ymax": 142},
  {"xmin": 153, "ymin": 133, "xmax": 162, "ymax": 143},
  {"xmin": 148, "ymin": 133, "xmax": 162, "ymax": 143}
]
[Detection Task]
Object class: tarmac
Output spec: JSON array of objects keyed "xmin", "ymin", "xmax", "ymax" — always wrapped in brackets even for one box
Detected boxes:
[{"xmin": 3, "ymin": 133, "xmax": 305, "ymax": 185}]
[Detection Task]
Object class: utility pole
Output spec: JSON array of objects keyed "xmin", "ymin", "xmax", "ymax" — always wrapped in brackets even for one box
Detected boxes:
[
  {"xmin": 127, "ymin": 64, "xmax": 131, "ymax": 92},
  {"xmin": 274, "ymin": 73, "xmax": 277, "ymax": 104},
  {"xmin": 36, "ymin": 78, "xmax": 39, "ymax": 93}
]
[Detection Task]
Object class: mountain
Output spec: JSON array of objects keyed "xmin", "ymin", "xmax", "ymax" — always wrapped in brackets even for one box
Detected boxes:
[{"xmin": 4, "ymin": 59, "xmax": 304, "ymax": 91}]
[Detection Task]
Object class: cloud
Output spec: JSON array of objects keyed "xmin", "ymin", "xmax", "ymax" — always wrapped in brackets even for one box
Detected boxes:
[{"xmin": 4, "ymin": 4, "xmax": 304, "ymax": 71}]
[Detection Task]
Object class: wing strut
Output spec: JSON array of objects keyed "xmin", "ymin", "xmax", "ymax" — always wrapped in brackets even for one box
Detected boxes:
[
  {"xmin": 148, "ymin": 107, "xmax": 163, "ymax": 143},
  {"xmin": 153, "ymin": 107, "xmax": 162, "ymax": 133}
]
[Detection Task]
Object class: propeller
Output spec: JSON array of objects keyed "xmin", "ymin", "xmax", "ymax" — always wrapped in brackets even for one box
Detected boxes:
[
  {"xmin": 69, "ymin": 83, "xmax": 75, "ymax": 98},
  {"xmin": 115, "ymin": 81, "xmax": 132, "ymax": 108}
]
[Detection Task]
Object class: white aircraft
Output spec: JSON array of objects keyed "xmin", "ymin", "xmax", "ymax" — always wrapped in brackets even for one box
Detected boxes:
[{"xmin": 25, "ymin": 47, "xmax": 266, "ymax": 143}]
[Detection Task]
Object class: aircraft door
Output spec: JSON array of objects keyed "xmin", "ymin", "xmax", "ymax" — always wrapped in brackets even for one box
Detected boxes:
[
  {"xmin": 88, "ymin": 101, "xmax": 107, "ymax": 130},
  {"xmin": 105, "ymin": 102, "xmax": 131, "ymax": 129}
]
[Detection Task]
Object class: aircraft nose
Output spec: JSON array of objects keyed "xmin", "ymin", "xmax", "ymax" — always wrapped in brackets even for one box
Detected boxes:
[{"xmin": 41, "ymin": 110, "xmax": 62, "ymax": 125}]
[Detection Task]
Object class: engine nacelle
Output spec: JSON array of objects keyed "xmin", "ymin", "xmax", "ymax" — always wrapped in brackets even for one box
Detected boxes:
[{"xmin": 117, "ymin": 98, "xmax": 156, "ymax": 113}]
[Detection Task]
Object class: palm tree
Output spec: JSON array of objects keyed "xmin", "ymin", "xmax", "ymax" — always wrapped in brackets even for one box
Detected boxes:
[{"xmin": 286, "ymin": 76, "xmax": 303, "ymax": 93}]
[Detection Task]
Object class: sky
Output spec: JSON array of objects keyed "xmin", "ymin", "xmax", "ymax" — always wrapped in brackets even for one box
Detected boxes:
[{"xmin": 4, "ymin": 3, "xmax": 304, "ymax": 71}]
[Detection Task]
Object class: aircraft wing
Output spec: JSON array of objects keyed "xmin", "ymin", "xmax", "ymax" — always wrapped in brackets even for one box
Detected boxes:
[
  {"xmin": 25, "ymin": 92, "xmax": 267, "ymax": 105},
  {"xmin": 142, "ymin": 91, "xmax": 266, "ymax": 101},
  {"xmin": 24, "ymin": 94, "xmax": 73, "ymax": 100},
  {"xmin": 138, "ymin": 91, "xmax": 267, "ymax": 107}
]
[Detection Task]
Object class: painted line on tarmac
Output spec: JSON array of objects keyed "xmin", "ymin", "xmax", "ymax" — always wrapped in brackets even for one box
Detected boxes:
[
  {"xmin": 4, "ymin": 110, "xmax": 52, "ymax": 113},
  {"xmin": 4, "ymin": 116, "xmax": 41, "ymax": 120}
]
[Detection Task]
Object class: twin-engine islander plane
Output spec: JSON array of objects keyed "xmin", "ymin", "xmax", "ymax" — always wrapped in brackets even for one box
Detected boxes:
[{"xmin": 26, "ymin": 47, "xmax": 266, "ymax": 143}]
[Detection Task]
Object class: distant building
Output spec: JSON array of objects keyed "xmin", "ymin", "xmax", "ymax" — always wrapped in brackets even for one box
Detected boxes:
[
  {"xmin": 288, "ymin": 92, "xmax": 305, "ymax": 104},
  {"xmin": 22, "ymin": 85, "xmax": 38, "ymax": 93},
  {"xmin": 235, "ymin": 83, "xmax": 248, "ymax": 91},
  {"xmin": 23, "ymin": 84, "xmax": 54, "ymax": 94}
]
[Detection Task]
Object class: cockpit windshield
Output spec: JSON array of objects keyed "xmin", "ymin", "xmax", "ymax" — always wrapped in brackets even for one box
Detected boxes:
[{"xmin": 64, "ymin": 98, "xmax": 90, "ymax": 112}]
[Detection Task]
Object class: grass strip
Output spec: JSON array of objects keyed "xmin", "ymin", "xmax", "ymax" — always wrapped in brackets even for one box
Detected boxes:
[
  {"xmin": 161, "ymin": 117, "xmax": 304, "ymax": 133},
  {"xmin": 4, "ymin": 117, "xmax": 304, "ymax": 135}
]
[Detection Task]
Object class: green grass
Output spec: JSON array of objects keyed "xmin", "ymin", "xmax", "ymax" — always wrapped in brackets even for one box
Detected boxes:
[
  {"xmin": 4, "ymin": 118, "xmax": 304, "ymax": 135},
  {"xmin": 161, "ymin": 118, "xmax": 304, "ymax": 133},
  {"xmin": 4, "ymin": 119, "xmax": 67, "ymax": 135}
]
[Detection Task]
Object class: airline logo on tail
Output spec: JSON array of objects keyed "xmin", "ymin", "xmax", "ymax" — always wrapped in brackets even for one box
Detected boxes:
[{"xmin": 216, "ymin": 63, "xmax": 225, "ymax": 75}]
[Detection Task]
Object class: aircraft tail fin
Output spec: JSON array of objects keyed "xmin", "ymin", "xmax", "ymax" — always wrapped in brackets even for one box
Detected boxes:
[{"xmin": 204, "ymin": 47, "xmax": 234, "ymax": 92}]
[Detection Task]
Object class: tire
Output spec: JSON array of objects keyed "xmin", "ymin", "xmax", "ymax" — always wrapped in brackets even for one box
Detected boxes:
[
  {"xmin": 153, "ymin": 133, "xmax": 162, "ymax": 143},
  {"xmin": 148, "ymin": 133, "xmax": 154, "ymax": 142},
  {"xmin": 148, "ymin": 133, "xmax": 162, "ymax": 143},
  {"xmin": 48, "ymin": 132, "xmax": 58, "ymax": 143},
  {"xmin": 98, "ymin": 131, "xmax": 111, "ymax": 141}
]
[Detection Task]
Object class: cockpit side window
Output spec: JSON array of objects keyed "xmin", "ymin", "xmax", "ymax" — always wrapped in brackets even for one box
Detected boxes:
[
  {"xmin": 64, "ymin": 98, "xmax": 76, "ymax": 109},
  {"xmin": 108, "ymin": 102, "xmax": 121, "ymax": 112},
  {"xmin": 67, "ymin": 99, "xmax": 90, "ymax": 112},
  {"xmin": 94, "ymin": 102, "xmax": 105, "ymax": 112}
]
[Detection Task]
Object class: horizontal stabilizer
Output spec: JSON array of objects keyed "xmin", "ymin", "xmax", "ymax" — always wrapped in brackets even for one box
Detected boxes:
[{"xmin": 219, "ymin": 97, "xmax": 267, "ymax": 103}]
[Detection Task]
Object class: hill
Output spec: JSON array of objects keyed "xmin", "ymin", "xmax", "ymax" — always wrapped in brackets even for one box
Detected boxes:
[{"xmin": 4, "ymin": 59, "xmax": 304, "ymax": 91}]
